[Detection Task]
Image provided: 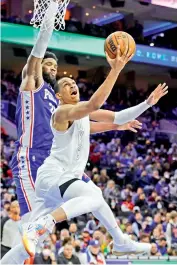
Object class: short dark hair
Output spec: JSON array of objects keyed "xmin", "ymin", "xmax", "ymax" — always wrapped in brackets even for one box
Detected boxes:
[
  {"xmin": 43, "ymin": 51, "xmax": 58, "ymax": 62},
  {"xmin": 53, "ymin": 77, "xmax": 68, "ymax": 94}
]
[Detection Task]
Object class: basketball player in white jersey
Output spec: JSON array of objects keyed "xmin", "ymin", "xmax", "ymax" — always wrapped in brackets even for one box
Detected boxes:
[{"xmin": 19, "ymin": 45, "xmax": 168, "ymax": 258}]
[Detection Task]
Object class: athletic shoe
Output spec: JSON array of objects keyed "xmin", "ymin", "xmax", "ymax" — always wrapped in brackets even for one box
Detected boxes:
[
  {"xmin": 19, "ymin": 222, "xmax": 47, "ymax": 257},
  {"xmin": 112, "ymin": 234, "xmax": 151, "ymax": 256}
]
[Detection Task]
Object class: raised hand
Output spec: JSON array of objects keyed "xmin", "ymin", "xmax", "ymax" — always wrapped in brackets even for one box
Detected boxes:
[
  {"xmin": 105, "ymin": 45, "xmax": 134, "ymax": 72},
  {"xmin": 117, "ymin": 120, "xmax": 142, "ymax": 133},
  {"xmin": 146, "ymin": 83, "xmax": 168, "ymax": 106}
]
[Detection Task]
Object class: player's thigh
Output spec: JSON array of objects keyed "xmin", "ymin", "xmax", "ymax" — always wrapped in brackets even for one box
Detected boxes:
[
  {"xmin": 35, "ymin": 168, "xmax": 63, "ymax": 209},
  {"xmin": 86, "ymin": 179, "xmax": 103, "ymax": 196},
  {"xmin": 62, "ymin": 180, "xmax": 102, "ymax": 202}
]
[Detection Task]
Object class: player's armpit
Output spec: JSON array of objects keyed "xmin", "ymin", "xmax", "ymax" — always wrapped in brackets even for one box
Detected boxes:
[{"xmin": 54, "ymin": 101, "xmax": 96, "ymax": 124}]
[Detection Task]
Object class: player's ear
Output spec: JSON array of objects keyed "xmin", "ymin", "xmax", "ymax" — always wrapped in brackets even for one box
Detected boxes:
[{"xmin": 55, "ymin": 92, "xmax": 62, "ymax": 100}]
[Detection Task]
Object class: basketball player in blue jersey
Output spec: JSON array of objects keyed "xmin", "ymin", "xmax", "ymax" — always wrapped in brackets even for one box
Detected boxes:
[
  {"xmin": 1, "ymin": 1, "xmax": 60, "ymax": 264},
  {"xmin": 18, "ymin": 46, "xmax": 168, "ymax": 257},
  {"xmin": 11, "ymin": 51, "xmax": 58, "ymax": 218}
]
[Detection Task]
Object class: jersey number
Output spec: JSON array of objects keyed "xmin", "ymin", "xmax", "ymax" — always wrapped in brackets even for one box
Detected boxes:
[{"xmin": 49, "ymin": 103, "xmax": 55, "ymax": 114}]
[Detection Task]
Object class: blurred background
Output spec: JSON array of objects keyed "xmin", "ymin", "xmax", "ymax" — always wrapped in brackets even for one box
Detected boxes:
[{"xmin": 1, "ymin": 0, "xmax": 177, "ymax": 264}]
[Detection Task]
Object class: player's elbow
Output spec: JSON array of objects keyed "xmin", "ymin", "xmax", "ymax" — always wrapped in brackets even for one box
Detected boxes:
[{"xmin": 88, "ymin": 100, "xmax": 101, "ymax": 112}]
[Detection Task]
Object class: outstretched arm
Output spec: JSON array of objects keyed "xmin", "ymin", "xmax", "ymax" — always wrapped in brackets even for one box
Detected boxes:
[
  {"xmin": 90, "ymin": 83, "xmax": 168, "ymax": 125},
  {"xmin": 90, "ymin": 120, "xmax": 142, "ymax": 134},
  {"xmin": 21, "ymin": 0, "xmax": 59, "ymax": 91}
]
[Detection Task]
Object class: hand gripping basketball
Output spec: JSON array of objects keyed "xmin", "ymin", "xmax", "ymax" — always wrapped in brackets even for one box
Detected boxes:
[{"xmin": 105, "ymin": 44, "xmax": 134, "ymax": 72}]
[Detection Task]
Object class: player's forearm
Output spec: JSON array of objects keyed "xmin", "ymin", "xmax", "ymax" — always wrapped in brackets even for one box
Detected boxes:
[
  {"xmin": 113, "ymin": 100, "xmax": 150, "ymax": 125},
  {"xmin": 89, "ymin": 69, "xmax": 120, "ymax": 110},
  {"xmin": 90, "ymin": 122, "xmax": 118, "ymax": 134},
  {"xmin": 29, "ymin": 0, "xmax": 58, "ymax": 63},
  {"xmin": 89, "ymin": 100, "xmax": 150, "ymax": 125}
]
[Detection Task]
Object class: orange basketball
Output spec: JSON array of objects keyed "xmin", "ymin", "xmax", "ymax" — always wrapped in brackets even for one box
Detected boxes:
[{"xmin": 104, "ymin": 31, "xmax": 136, "ymax": 59}]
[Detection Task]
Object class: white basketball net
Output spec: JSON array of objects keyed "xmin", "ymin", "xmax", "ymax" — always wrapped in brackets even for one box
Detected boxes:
[{"xmin": 30, "ymin": 0, "xmax": 70, "ymax": 31}]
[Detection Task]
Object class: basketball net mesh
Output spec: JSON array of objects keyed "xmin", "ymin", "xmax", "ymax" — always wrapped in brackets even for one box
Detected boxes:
[{"xmin": 30, "ymin": 0, "xmax": 70, "ymax": 31}]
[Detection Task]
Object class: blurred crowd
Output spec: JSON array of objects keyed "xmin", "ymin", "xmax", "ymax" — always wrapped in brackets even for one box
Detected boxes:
[{"xmin": 1, "ymin": 67, "xmax": 177, "ymax": 263}]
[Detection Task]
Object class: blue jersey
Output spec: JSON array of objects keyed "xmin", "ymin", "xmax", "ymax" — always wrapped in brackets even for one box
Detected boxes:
[{"xmin": 15, "ymin": 81, "xmax": 58, "ymax": 150}]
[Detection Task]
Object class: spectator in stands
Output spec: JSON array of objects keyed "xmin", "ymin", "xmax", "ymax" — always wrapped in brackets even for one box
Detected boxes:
[
  {"xmin": 0, "ymin": 201, "xmax": 10, "ymax": 218},
  {"xmin": 81, "ymin": 228, "xmax": 92, "ymax": 252},
  {"xmin": 1, "ymin": 201, "xmax": 21, "ymax": 258},
  {"xmin": 69, "ymin": 223, "xmax": 79, "ymax": 240},
  {"xmin": 151, "ymin": 213, "xmax": 162, "ymax": 231},
  {"xmin": 85, "ymin": 214, "xmax": 99, "ymax": 235},
  {"xmin": 132, "ymin": 212, "xmax": 143, "ymax": 239},
  {"xmin": 102, "ymin": 234, "xmax": 112, "ymax": 256},
  {"xmin": 169, "ymin": 171, "xmax": 177, "ymax": 200},
  {"xmin": 157, "ymin": 237, "xmax": 167, "ymax": 255},
  {"xmin": 135, "ymin": 192, "xmax": 148, "ymax": 212},
  {"xmin": 166, "ymin": 211, "xmax": 177, "ymax": 249},
  {"xmin": 58, "ymin": 237, "xmax": 73, "ymax": 255},
  {"xmin": 103, "ymin": 180, "xmax": 119, "ymax": 207},
  {"xmin": 140, "ymin": 234, "xmax": 150, "ymax": 243},
  {"xmin": 34, "ymin": 247, "xmax": 56, "ymax": 264},
  {"xmin": 74, "ymin": 240, "xmax": 87, "ymax": 264},
  {"xmin": 132, "ymin": 187, "xmax": 143, "ymax": 204},
  {"xmin": 128, "ymin": 206, "xmax": 141, "ymax": 223},
  {"xmin": 150, "ymin": 243, "xmax": 161, "ymax": 256},
  {"xmin": 57, "ymin": 242, "xmax": 81, "ymax": 264},
  {"xmin": 86, "ymin": 240, "xmax": 106, "ymax": 265},
  {"xmin": 92, "ymin": 230, "xmax": 104, "ymax": 248},
  {"xmin": 121, "ymin": 184, "xmax": 133, "ymax": 200},
  {"xmin": 125, "ymin": 222, "xmax": 137, "ymax": 240},
  {"xmin": 121, "ymin": 195, "xmax": 134, "ymax": 212},
  {"xmin": 156, "ymin": 178, "xmax": 169, "ymax": 199}
]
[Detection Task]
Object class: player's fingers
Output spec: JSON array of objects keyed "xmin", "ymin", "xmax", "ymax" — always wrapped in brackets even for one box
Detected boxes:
[
  {"xmin": 125, "ymin": 48, "xmax": 132, "ymax": 61},
  {"xmin": 158, "ymin": 83, "xmax": 166, "ymax": 92},
  {"xmin": 127, "ymin": 52, "xmax": 134, "ymax": 62},
  {"xmin": 132, "ymin": 123, "xmax": 142, "ymax": 129},
  {"xmin": 130, "ymin": 127, "xmax": 137, "ymax": 133},
  {"xmin": 136, "ymin": 125, "xmax": 142, "ymax": 129},
  {"xmin": 134, "ymin": 122, "xmax": 142, "ymax": 128},
  {"xmin": 159, "ymin": 86, "xmax": 168, "ymax": 97},
  {"xmin": 133, "ymin": 120, "xmax": 142, "ymax": 126},
  {"xmin": 161, "ymin": 83, "xmax": 166, "ymax": 89},
  {"xmin": 127, "ymin": 46, "xmax": 133, "ymax": 59},
  {"xmin": 162, "ymin": 90, "xmax": 168, "ymax": 96},
  {"xmin": 162, "ymin": 86, "xmax": 168, "ymax": 93},
  {"xmin": 122, "ymin": 45, "xmax": 129, "ymax": 60},
  {"xmin": 116, "ymin": 45, "xmax": 121, "ymax": 58},
  {"xmin": 155, "ymin": 83, "xmax": 162, "ymax": 92}
]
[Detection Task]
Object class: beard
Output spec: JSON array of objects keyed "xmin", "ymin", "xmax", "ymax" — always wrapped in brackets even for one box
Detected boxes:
[{"xmin": 43, "ymin": 72, "xmax": 56, "ymax": 88}]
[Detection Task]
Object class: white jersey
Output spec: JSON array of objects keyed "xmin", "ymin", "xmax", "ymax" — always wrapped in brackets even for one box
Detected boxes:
[{"xmin": 39, "ymin": 109, "xmax": 90, "ymax": 185}]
